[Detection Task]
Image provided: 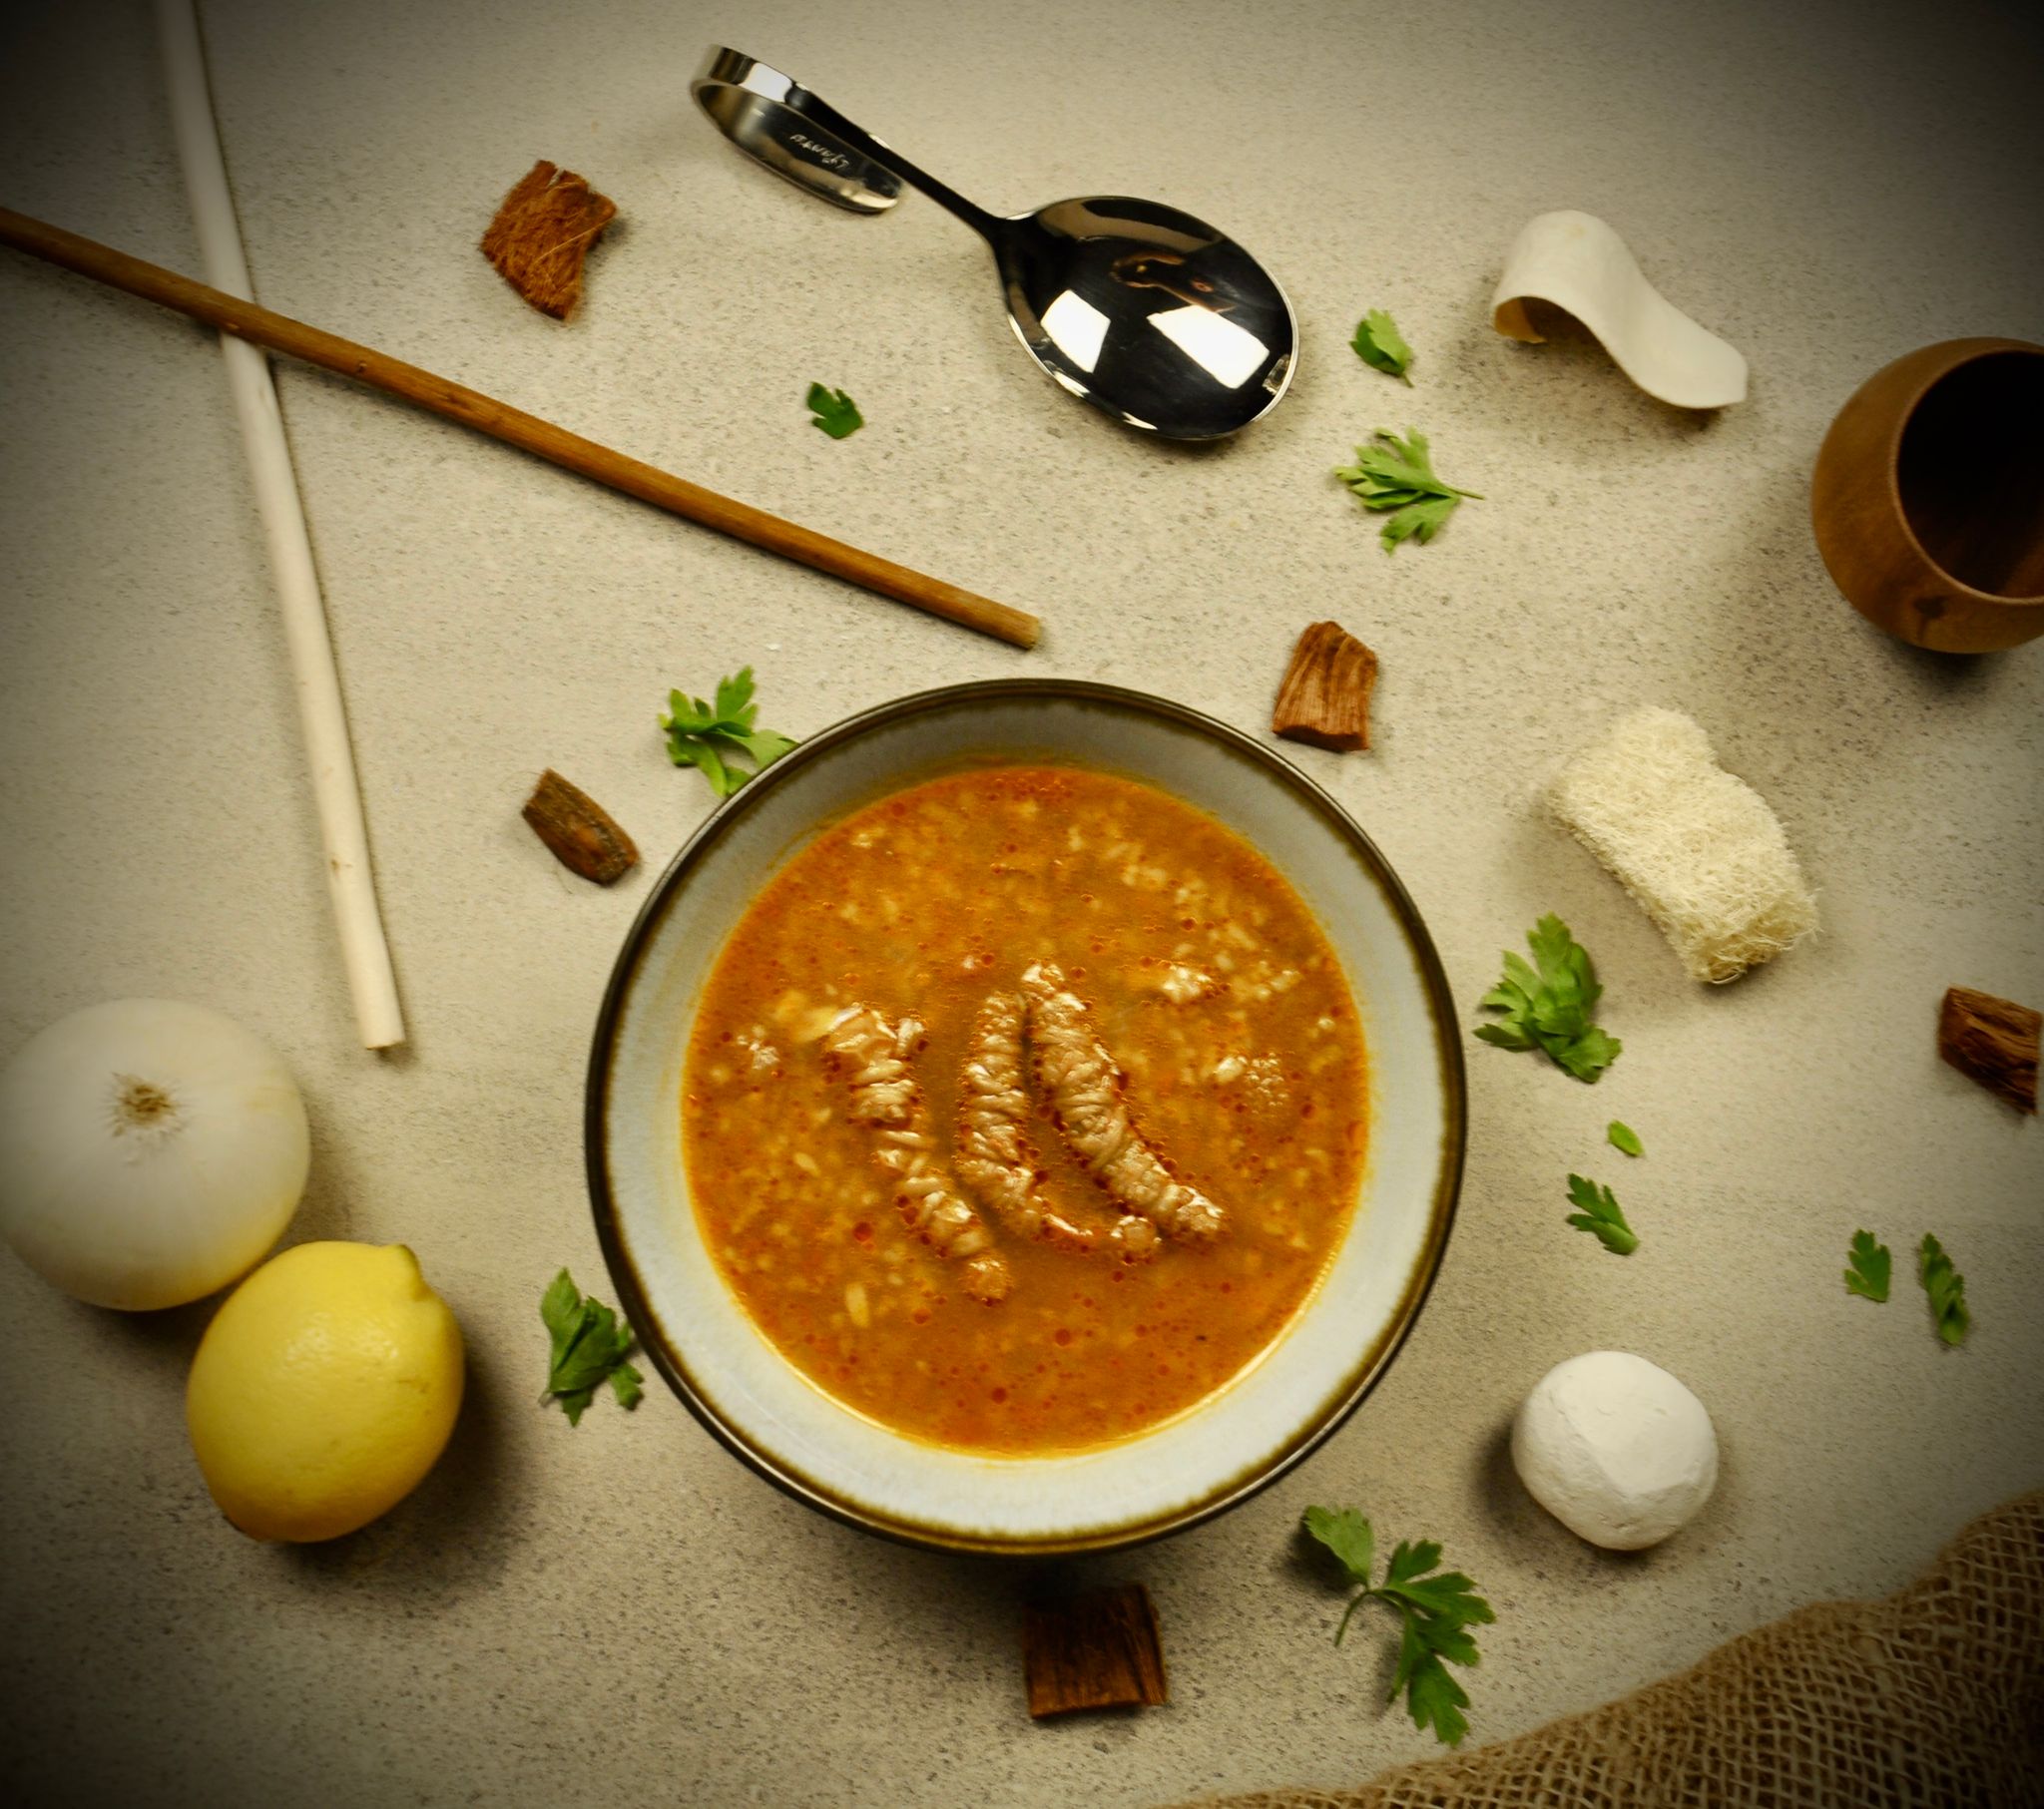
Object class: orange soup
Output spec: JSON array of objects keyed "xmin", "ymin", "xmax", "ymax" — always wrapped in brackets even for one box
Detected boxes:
[{"xmin": 684, "ymin": 765, "xmax": 1366, "ymax": 1454}]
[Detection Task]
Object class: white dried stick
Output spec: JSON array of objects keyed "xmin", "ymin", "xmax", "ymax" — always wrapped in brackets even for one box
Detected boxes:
[{"xmin": 157, "ymin": 0, "xmax": 404, "ymax": 1048}]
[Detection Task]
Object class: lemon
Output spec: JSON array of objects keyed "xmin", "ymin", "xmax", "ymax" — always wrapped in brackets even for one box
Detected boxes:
[{"xmin": 187, "ymin": 1241, "xmax": 465, "ymax": 1542}]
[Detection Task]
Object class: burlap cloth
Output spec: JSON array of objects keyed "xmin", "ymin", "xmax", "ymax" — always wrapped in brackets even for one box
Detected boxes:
[{"xmin": 1176, "ymin": 1489, "xmax": 2044, "ymax": 1809}]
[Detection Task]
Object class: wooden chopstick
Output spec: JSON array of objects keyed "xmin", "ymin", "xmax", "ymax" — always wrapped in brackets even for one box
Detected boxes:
[{"xmin": 0, "ymin": 206, "xmax": 1042, "ymax": 650}]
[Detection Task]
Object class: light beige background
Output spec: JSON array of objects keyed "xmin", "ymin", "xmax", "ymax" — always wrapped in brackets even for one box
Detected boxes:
[{"xmin": 1, "ymin": 0, "xmax": 2039, "ymax": 1802}]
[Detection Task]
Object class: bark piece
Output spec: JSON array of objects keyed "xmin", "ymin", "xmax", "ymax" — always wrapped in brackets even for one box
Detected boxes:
[
  {"xmin": 1023, "ymin": 1583, "xmax": 1168, "ymax": 1719},
  {"xmin": 481, "ymin": 161, "xmax": 617, "ymax": 320},
  {"xmin": 522, "ymin": 768, "xmax": 639, "ymax": 884},
  {"xmin": 1274, "ymin": 620, "xmax": 1378, "ymax": 751},
  {"xmin": 1939, "ymin": 986, "xmax": 2039, "ymax": 1114}
]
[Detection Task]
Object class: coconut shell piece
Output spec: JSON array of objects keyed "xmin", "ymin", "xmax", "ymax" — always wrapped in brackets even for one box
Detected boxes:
[
  {"xmin": 1023, "ymin": 1583, "xmax": 1168, "ymax": 1719},
  {"xmin": 481, "ymin": 160, "xmax": 617, "ymax": 320},
  {"xmin": 1939, "ymin": 986, "xmax": 2039, "ymax": 1113},
  {"xmin": 1274, "ymin": 621, "xmax": 1377, "ymax": 752}
]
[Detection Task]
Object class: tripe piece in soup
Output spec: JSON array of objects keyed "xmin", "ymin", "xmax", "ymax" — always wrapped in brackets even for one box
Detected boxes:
[{"xmin": 683, "ymin": 765, "xmax": 1367, "ymax": 1454}]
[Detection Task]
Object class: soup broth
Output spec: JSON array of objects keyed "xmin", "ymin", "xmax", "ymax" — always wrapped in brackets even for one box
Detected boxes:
[{"xmin": 683, "ymin": 765, "xmax": 1367, "ymax": 1454}]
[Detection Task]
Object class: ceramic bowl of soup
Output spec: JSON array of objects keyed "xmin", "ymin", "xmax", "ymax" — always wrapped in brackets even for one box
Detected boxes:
[{"xmin": 587, "ymin": 680, "xmax": 1463, "ymax": 1554}]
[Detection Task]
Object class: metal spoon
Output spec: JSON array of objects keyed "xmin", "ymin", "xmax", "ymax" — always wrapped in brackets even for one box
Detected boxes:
[{"xmin": 693, "ymin": 48, "xmax": 1296, "ymax": 441}]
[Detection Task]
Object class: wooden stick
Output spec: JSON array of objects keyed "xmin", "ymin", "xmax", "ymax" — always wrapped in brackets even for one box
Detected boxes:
[
  {"xmin": 157, "ymin": 0, "xmax": 405, "ymax": 1049},
  {"xmin": 0, "ymin": 205, "xmax": 1043, "ymax": 653}
]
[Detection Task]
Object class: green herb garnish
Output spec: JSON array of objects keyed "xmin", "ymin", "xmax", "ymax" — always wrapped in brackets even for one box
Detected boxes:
[
  {"xmin": 1303, "ymin": 1507, "xmax": 1494, "ymax": 1748},
  {"xmin": 540, "ymin": 1269, "xmax": 644, "ymax": 1425},
  {"xmin": 661, "ymin": 668, "xmax": 798, "ymax": 798},
  {"xmin": 1350, "ymin": 309, "xmax": 1414, "ymax": 383},
  {"xmin": 1844, "ymin": 1230, "xmax": 1890, "ymax": 1303},
  {"xmin": 1334, "ymin": 427, "xmax": 1480, "ymax": 551},
  {"xmin": 1474, "ymin": 914, "xmax": 1622, "ymax": 1082},
  {"xmin": 805, "ymin": 382, "xmax": 863, "ymax": 438},
  {"xmin": 1918, "ymin": 1234, "xmax": 1970, "ymax": 1345},
  {"xmin": 1564, "ymin": 1172, "xmax": 1637, "ymax": 1255},
  {"xmin": 1607, "ymin": 1121, "xmax": 1644, "ymax": 1157}
]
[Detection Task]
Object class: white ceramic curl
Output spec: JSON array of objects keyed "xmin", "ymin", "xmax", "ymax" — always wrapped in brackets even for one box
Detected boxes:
[
  {"xmin": 587, "ymin": 682, "xmax": 1463, "ymax": 1554},
  {"xmin": 1491, "ymin": 210, "xmax": 1748, "ymax": 409}
]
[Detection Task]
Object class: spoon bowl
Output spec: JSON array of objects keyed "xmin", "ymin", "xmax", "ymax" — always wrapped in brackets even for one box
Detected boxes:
[
  {"xmin": 693, "ymin": 49, "xmax": 1295, "ymax": 440},
  {"xmin": 995, "ymin": 196, "xmax": 1294, "ymax": 438}
]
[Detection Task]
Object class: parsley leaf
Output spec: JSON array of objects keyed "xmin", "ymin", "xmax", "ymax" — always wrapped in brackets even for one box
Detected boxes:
[
  {"xmin": 1399, "ymin": 1614, "xmax": 1476, "ymax": 1748},
  {"xmin": 1474, "ymin": 914, "xmax": 1622, "ymax": 1082},
  {"xmin": 1565, "ymin": 1172, "xmax": 1638, "ymax": 1255},
  {"xmin": 1350, "ymin": 309, "xmax": 1414, "ymax": 384},
  {"xmin": 1379, "ymin": 493, "xmax": 1460, "ymax": 550},
  {"xmin": 1302, "ymin": 1505, "xmax": 1374, "ymax": 1587},
  {"xmin": 1844, "ymin": 1230, "xmax": 1890, "ymax": 1303},
  {"xmin": 661, "ymin": 668, "xmax": 798, "ymax": 798},
  {"xmin": 713, "ymin": 670, "xmax": 752, "ymax": 720},
  {"xmin": 805, "ymin": 382, "xmax": 863, "ymax": 439},
  {"xmin": 1303, "ymin": 1509, "xmax": 1493, "ymax": 1748},
  {"xmin": 1333, "ymin": 427, "xmax": 1480, "ymax": 552},
  {"xmin": 540, "ymin": 1268, "xmax": 644, "ymax": 1425},
  {"xmin": 1607, "ymin": 1121, "xmax": 1644, "ymax": 1157},
  {"xmin": 1918, "ymin": 1234, "xmax": 1970, "ymax": 1345},
  {"xmin": 1378, "ymin": 1540, "xmax": 1492, "ymax": 1627}
]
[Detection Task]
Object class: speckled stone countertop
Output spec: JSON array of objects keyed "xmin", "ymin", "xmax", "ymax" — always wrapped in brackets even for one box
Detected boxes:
[{"xmin": 2, "ymin": 0, "xmax": 2040, "ymax": 1802}]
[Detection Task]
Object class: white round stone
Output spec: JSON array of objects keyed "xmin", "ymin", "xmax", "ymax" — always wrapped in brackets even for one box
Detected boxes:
[{"xmin": 1511, "ymin": 1351, "xmax": 1718, "ymax": 1551}]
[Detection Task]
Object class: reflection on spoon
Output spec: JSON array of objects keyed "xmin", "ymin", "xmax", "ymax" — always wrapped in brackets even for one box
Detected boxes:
[
  {"xmin": 1040, "ymin": 289, "xmax": 1111, "ymax": 374},
  {"xmin": 1145, "ymin": 306, "xmax": 1270, "ymax": 390},
  {"xmin": 1110, "ymin": 249, "xmax": 1236, "ymax": 314}
]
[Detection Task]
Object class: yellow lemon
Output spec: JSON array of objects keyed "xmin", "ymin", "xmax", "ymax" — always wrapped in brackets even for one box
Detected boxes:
[{"xmin": 187, "ymin": 1240, "xmax": 464, "ymax": 1542}]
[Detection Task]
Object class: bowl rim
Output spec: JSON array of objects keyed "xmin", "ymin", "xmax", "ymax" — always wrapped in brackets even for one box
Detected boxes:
[
  {"xmin": 584, "ymin": 678, "xmax": 1466, "ymax": 1555},
  {"xmin": 1878, "ymin": 336, "xmax": 2044, "ymax": 609}
]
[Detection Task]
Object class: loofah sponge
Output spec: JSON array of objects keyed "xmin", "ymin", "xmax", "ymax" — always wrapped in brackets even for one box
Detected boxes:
[{"xmin": 1549, "ymin": 707, "xmax": 1816, "ymax": 983}]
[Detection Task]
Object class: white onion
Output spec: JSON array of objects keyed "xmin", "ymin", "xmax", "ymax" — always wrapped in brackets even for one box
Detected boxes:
[{"xmin": 0, "ymin": 1000, "xmax": 309, "ymax": 1310}]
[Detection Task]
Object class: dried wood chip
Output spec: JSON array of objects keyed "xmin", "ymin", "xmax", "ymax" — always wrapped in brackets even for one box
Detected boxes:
[
  {"xmin": 523, "ymin": 768, "xmax": 639, "ymax": 885},
  {"xmin": 481, "ymin": 160, "xmax": 617, "ymax": 320},
  {"xmin": 1274, "ymin": 620, "xmax": 1378, "ymax": 751},
  {"xmin": 1939, "ymin": 986, "xmax": 2039, "ymax": 1114},
  {"xmin": 1023, "ymin": 1583, "xmax": 1168, "ymax": 1719}
]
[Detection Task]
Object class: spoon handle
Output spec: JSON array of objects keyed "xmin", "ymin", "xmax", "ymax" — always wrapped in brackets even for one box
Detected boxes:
[
  {"xmin": 693, "ymin": 49, "xmax": 1007, "ymax": 245},
  {"xmin": 789, "ymin": 93, "xmax": 1006, "ymax": 242}
]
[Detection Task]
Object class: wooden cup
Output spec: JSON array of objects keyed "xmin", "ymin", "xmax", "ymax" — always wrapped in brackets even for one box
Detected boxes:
[{"xmin": 1811, "ymin": 337, "xmax": 2044, "ymax": 653}]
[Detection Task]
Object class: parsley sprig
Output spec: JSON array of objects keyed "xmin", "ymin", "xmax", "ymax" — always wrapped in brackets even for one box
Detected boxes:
[
  {"xmin": 1565, "ymin": 1173, "xmax": 1638, "ymax": 1255},
  {"xmin": 805, "ymin": 382, "xmax": 863, "ymax": 438},
  {"xmin": 540, "ymin": 1269, "xmax": 644, "ymax": 1425},
  {"xmin": 1350, "ymin": 309, "xmax": 1414, "ymax": 384},
  {"xmin": 661, "ymin": 669, "xmax": 798, "ymax": 798},
  {"xmin": 1334, "ymin": 427, "xmax": 1480, "ymax": 551},
  {"xmin": 1843, "ymin": 1230, "xmax": 1891, "ymax": 1302},
  {"xmin": 1304, "ymin": 1508, "xmax": 1494, "ymax": 1748},
  {"xmin": 1607, "ymin": 1121, "xmax": 1644, "ymax": 1157},
  {"xmin": 1918, "ymin": 1234, "xmax": 1970, "ymax": 1345},
  {"xmin": 1474, "ymin": 914, "xmax": 1622, "ymax": 1082}
]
